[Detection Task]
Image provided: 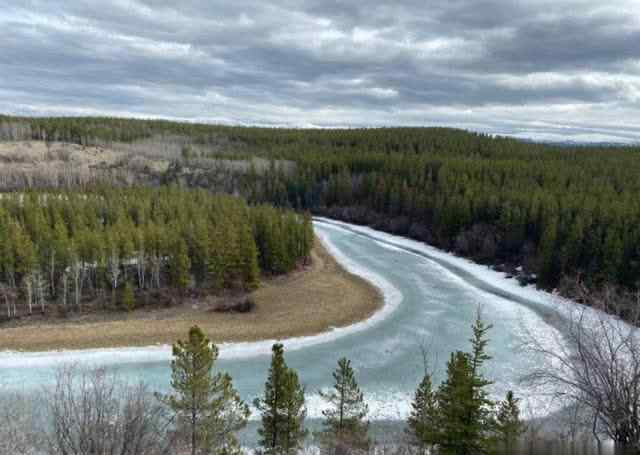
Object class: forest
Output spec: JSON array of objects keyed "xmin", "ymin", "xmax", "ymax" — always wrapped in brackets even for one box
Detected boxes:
[
  {"xmin": 1, "ymin": 114, "xmax": 639, "ymax": 305},
  {"xmin": 0, "ymin": 186, "xmax": 313, "ymax": 320}
]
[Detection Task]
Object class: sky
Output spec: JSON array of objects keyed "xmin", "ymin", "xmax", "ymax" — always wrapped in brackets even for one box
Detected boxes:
[{"xmin": 1, "ymin": 0, "xmax": 640, "ymax": 143}]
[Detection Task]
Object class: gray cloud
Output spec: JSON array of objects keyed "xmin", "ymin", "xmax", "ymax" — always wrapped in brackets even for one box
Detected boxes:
[{"xmin": 1, "ymin": 0, "xmax": 639, "ymax": 142}]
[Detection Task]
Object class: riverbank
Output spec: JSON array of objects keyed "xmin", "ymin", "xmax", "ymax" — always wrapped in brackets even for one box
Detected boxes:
[{"xmin": 0, "ymin": 237, "xmax": 382, "ymax": 351}]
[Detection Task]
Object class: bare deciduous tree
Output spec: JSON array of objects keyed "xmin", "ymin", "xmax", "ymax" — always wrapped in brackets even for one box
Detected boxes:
[
  {"xmin": 523, "ymin": 286, "xmax": 640, "ymax": 454},
  {"xmin": 0, "ymin": 392, "xmax": 45, "ymax": 455},
  {"xmin": 48, "ymin": 366, "xmax": 175, "ymax": 455}
]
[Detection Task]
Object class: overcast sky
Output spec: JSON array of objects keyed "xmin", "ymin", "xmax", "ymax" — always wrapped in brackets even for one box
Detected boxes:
[{"xmin": 1, "ymin": 1, "xmax": 639, "ymax": 142}]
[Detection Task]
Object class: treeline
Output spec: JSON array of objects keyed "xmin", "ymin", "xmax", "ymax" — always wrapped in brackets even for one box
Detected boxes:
[
  {"xmin": 2, "ymin": 115, "xmax": 640, "ymax": 297},
  {"xmin": 0, "ymin": 186, "xmax": 313, "ymax": 319},
  {"xmin": 239, "ymin": 133, "xmax": 640, "ymax": 296}
]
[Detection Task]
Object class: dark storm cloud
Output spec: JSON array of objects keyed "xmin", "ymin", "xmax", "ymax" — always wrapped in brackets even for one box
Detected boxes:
[{"xmin": 1, "ymin": 0, "xmax": 639, "ymax": 142}]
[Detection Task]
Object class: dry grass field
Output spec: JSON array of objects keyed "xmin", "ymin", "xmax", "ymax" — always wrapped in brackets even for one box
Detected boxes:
[{"xmin": 0, "ymin": 238, "xmax": 382, "ymax": 351}]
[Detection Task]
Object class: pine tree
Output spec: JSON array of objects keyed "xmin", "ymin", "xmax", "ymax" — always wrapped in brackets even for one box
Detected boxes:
[
  {"xmin": 170, "ymin": 238, "xmax": 192, "ymax": 291},
  {"xmin": 281, "ymin": 369, "xmax": 307, "ymax": 455},
  {"xmin": 122, "ymin": 281, "xmax": 135, "ymax": 312},
  {"xmin": 317, "ymin": 357, "xmax": 369, "ymax": 453},
  {"xmin": 190, "ymin": 219, "xmax": 210, "ymax": 285},
  {"xmin": 157, "ymin": 326, "xmax": 249, "ymax": 455},
  {"xmin": 301, "ymin": 212, "xmax": 314, "ymax": 265},
  {"xmin": 537, "ymin": 215, "xmax": 559, "ymax": 287},
  {"xmin": 602, "ymin": 227, "xmax": 624, "ymax": 283},
  {"xmin": 494, "ymin": 391, "xmax": 526, "ymax": 454},
  {"xmin": 255, "ymin": 343, "xmax": 307, "ymax": 455},
  {"xmin": 240, "ymin": 224, "xmax": 260, "ymax": 291},
  {"xmin": 407, "ymin": 373, "xmax": 439, "ymax": 453},
  {"xmin": 208, "ymin": 225, "xmax": 226, "ymax": 290},
  {"xmin": 436, "ymin": 351, "xmax": 475, "ymax": 455},
  {"xmin": 436, "ymin": 313, "xmax": 495, "ymax": 455}
]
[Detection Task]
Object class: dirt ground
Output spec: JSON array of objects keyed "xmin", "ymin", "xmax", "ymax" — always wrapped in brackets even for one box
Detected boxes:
[{"xmin": 0, "ymin": 238, "xmax": 382, "ymax": 351}]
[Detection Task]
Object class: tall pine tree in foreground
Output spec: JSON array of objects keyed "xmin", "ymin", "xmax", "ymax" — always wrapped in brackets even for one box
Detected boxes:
[
  {"xmin": 255, "ymin": 343, "xmax": 307, "ymax": 455},
  {"xmin": 407, "ymin": 373, "xmax": 439, "ymax": 454},
  {"xmin": 436, "ymin": 313, "xmax": 495, "ymax": 455},
  {"xmin": 494, "ymin": 390, "xmax": 526, "ymax": 454},
  {"xmin": 157, "ymin": 326, "xmax": 249, "ymax": 455},
  {"xmin": 317, "ymin": 357, "xmax": 369, "ymax": 454}
]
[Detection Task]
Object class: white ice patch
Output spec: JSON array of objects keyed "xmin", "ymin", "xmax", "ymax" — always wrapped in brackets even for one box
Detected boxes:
[{"xmin": 314, "ymin": 217, "xmax": 629, "ymax": 325}]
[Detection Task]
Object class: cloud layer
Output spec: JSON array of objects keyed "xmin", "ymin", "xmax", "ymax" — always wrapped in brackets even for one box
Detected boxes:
[{"xmin": 1, "ymin": 0, "xmax": 639, "ymax": 142}]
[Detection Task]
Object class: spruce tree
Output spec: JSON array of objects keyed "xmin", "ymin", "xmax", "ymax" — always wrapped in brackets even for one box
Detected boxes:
[
  {"xmin": 170, "ymin": 238, "xmax": 192, "ymax": 291},
  {"xmin": 281, "ymin": 369, "xmax": 307, "ymax": 454},
  {"xmin": 122, "ymin": 281, "xmax": 135, "ymax": 312},
  {"xmin": 208, "ymin": 225, "xmax": 226, "ymax": 290},
  {"xmin": 301, "ymin": 212, "xmax": 314, "ymax": 265},
  {"xmin": 436, "ymin": 313, "xmax": 495, "ymax": 455},
  {"xmin": 255, "ymin": 343, "xmax": 307, "ymax": 455},
  {"xmin": 240, "ymin": 224, "xmax": 260, "ymax": 291},
  {"xmin": 436, "ymin": 351, "xmax": 475, "ymax": 455},
  {"xmin": 407, "ymin": 373, "xmax": 439, "ymax": 453},
  {"xmin": 157, "ymin": 326, "xmax": 249, "ymax": 455},
  {"xmin": 317, "ymin": 358, "xmax": 369, "ymax": 453},
  {"xmin": 494, "ymin": 391, "xmax": 526, "ymax": 454}
]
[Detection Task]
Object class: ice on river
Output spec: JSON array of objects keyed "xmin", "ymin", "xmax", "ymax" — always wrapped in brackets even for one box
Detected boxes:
[{"xmin": 0, "ymin": 218, "xmax": 595, "ymax": 420}]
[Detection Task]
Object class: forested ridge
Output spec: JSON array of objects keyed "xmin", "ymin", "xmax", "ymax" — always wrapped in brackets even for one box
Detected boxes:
[
  {"xmin": 2, "ymin": 115, "xmax": 639, "ymax": 301},
  {"xmin": 0, "ymin": 186, "xmax": 313, "ymax": 319}
]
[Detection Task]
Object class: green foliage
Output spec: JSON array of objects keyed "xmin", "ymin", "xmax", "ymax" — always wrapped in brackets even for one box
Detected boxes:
[
  {"xmin": 406, "ymin": 313, "xmax": 512, "ymax": 455},
  {"xmin": 407, "ymin": 373, "xmax": 439, "ymax": 452},
  {"xmin": 3, "ymin": 115, "xmax": 639, "ymax": 291},
  {"xmin": 436, "ymin": 314, "xmax": 495, "ymax": 455},
  {"xmin": 182, "ymin": 144, "xmax": 194, "ymax": 161},
  {"xmin": 254, "ymin": 343, "xmax": 307, "ymax": 455},
  {"xmin": 301, "ymin": 212, "xmax": 314, "ymax": 264},
  {"xmin": 122, "ymin": 281, "xmax": 135, "ymax": 312},
  {"xmin": 317, "ymin": 358, "xmax": 369, "ymax": 452},
  {"xmin": 494, "ymin": 391, "xmax": 526, "ymax": 454},
  {"xmin": 0, "ymin": 187, "xmax": 310, "ymax": 316},
  {"xmin": 240, "ymin": 224, "xmax": 260, "ymax": 291},
  {"xmin": 157, "ymin": 326, "xmax": 249, "ymax": 455},
  {"xmin": 170, "ymin": 239, "xmax": 192, "ymax": 291}
]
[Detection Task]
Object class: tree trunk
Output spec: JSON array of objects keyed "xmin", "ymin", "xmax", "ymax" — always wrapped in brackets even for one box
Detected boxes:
[
  {"xmin": 25, "ymin": 279, "xmax": 33, "ymax": 315},
  {"xmin": 49, "ymin": 253, "xmax": 56, "ymax": 298}
]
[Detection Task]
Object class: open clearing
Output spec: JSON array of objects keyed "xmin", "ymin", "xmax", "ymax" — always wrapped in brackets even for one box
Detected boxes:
[{"xmin": 0, "ymin": 237, "xmax": 382, "ymax": 351}]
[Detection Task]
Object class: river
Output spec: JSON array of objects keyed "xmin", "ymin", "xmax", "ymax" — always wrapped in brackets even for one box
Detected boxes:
[{"xmin": 0, "ymin": 218, "xmax": 567, "ymax": 422}]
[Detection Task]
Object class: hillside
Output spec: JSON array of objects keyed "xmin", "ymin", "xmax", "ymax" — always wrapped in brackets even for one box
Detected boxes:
[{"xmin": 1, "ymin": 115, "xmax": 639, "ymax": 312}]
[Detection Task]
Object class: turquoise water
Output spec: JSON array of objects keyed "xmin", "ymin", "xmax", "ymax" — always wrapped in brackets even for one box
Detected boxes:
[{"xmin": 0, "ymin": 219, "xmax": 561, "ymax": 420}]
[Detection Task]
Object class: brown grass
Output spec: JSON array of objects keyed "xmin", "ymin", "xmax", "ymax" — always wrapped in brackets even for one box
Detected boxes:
[{"xmin": 0, "ymin": 237, "xmax": 382, "ymax": 351}]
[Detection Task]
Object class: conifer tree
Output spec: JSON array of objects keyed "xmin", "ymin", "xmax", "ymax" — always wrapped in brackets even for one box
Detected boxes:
[
  {"xmin": 407, "ymin": 373, "xmax": 439, "ymax": 453},
  {"xmin": 255, "ymin": 343, "xmax": 307, "ymax": 455},
  {"xmin": 157, "ymin": 326, "xmax": 249, "ymax": 455},
  {"xmin": 122, "ymin": 281, "xmax": 135, "ymax": 312},
  {"xmin": 240, "ymin": 224, "xmax": 260, "ymax": 291},
  {"xmin": 49, "ymin": 217, "xmax": 69, "ymax": 297},
  {"xmin": 281, "ymin": 369, "xmax": 307, "ymax": 454},
  {"xmin": 317, "ymin": 357, "xmax": 369, "ymax": 453},
  {"xmin": 537, "ymin": 216, "xmax": 559, "ymax": 287},
  {"xmin": 494, "ymin": 391, "xmax": 525, "ymax": 454},
  {"xmin": 171, "ymin": 238, "xmax": 192, "ymax": 291},
  {"xmin": 436, "ymin": 313, "xmax": 495, "ymax": 455},
  {"xmin": 190, "ymin": 220, "xmax": 210, "ymax": 285},
  {"xmin": 208, "ymin": 225, "xmax": 226, "ymax": 290},
  {"xmin": 13, "ymin": 224, "xmax": 37, "ymax": 281}
]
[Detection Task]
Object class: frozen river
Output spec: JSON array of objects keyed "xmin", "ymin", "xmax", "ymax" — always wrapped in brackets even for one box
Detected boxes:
[{"xmin": 0, "ymin": 218, "xmax": 566, "ymax": 420}]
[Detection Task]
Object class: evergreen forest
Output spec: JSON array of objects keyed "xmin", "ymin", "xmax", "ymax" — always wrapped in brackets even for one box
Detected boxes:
[
  {"xmin": 1, "ymin": 115, "xmax": 639, "ymax": 305},
  {"xmin": 0, "ymin": 185, "xmax": 313, "ymax": 319}
]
